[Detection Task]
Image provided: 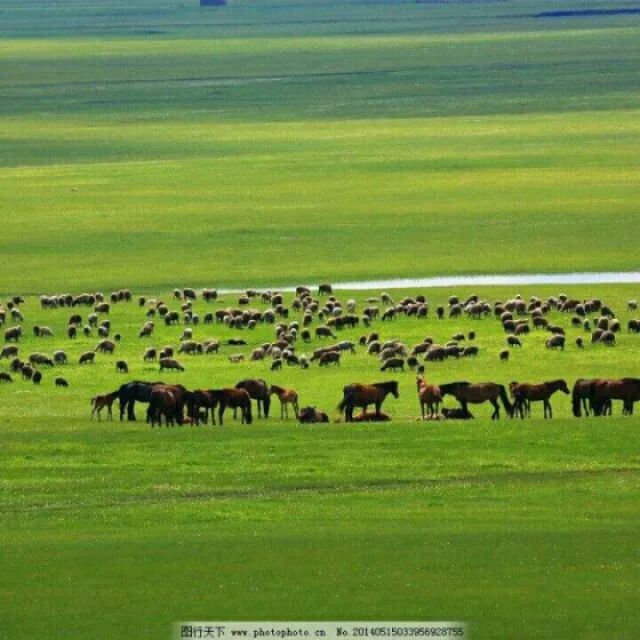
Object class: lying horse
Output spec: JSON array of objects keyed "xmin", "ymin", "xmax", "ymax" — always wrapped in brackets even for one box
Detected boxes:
[
  {"xmin": 298, "ymin": 407, "xmax": 330, "ymax": 424},
  {"xmin": 338, "ymin": 381, "xmax": 399, "ymax": 422},
  {"xmin": 510, "ymin": 379, "xmax": 570, "ymax": 418},
  {"xmin": 439, "ymin": 381, "xmax": 512, "ymax": 420}
]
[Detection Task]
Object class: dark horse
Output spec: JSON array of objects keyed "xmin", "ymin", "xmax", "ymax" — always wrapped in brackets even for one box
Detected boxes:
[
  {"xmin": 117, "ymin": 380, "xmax": 165, "ymax": 421},
  {"xmin": 509, "ymin": 379, "xmax": 570, "ymax": 418},
  {"xmin": 572, "ymin": 378, "xmax": 602, "ymax": 417},
  {"xmin": 591, "ymin": 378, "xmax": 640, "ymax": 416},
  {"xmin": 212, "ymin": 388, "xmax": 253, "ymax": 425},
  {"xmin": 145, "ymin": 384, "xmax": 190, "ymax": 425},
  {"xmin": 187, "ymin": 389, "xmax": 219, "ymax": 425},
  {"xmin": 235, "ymin": 379, "xmax": 271, "ymax": 418},
  {"xmin": 338, "ymin": 381, "xmax": 399, "ymax": 422},
  {"xmin": 440, "ymin": 381, "xmax": 512, "ymax": 420}
]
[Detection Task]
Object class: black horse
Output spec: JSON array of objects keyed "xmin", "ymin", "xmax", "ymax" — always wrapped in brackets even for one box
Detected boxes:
[{"xmin": 117, "ymin": 380, "xmax": 165, "ymax": 421}]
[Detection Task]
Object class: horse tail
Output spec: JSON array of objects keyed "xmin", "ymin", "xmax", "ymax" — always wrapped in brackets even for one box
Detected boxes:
[
  {"xmin": 572, "ymin": 381, "xmax": 582, "ymax": 417},
  {"xmin": 90, "ymin": 397, "xmax": 96, "ymax": 406},
  {"xmin": 337, "ymin": 394, "xmax": 349, "ymax": 414},
  {"xmin": 498, "ymin": 385, "xmax": 513, "ymax": 416}
]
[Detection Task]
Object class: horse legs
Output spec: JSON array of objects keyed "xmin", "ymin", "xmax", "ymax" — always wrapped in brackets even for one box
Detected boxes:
[
  {"xmin": 293, "ymin": 400, "xmax": 299, "ymax": 420},
  {"xmin": 420, "ymin": 400, "xmax": 425, "ymax": 420},
  {"xmin": 218, "ymin": 405, "xmax": 225, "ymax": 426},
  {"xmin": 108, "ymin": 405, "xmax": 113, "ymax": 421},
  {"xmin": 490, "ymin": 399, "xmax": 500, "ymax": 420}
]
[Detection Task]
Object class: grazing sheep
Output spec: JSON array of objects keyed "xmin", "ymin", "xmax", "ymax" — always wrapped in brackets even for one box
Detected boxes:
[
  {"xmin": 271, "ymin": 359, "xmax": 282, "ymax": 371},
  {"xmin": 79, "ymin": 351, "xmax": 96, "ymax": 364},
  {"xmin": 67, "ymin": 325, "xmax": 77, "ymax": 339},
  {"xmin": 96, "ymin": 339, "xmax": 115, "ymax": 354},
  {"xmin": 250, "ymin": 348, "xmax": 266, "ymax": 361},
  {"xmin": 576, "ymin": 337, "xmax": 584, "ymax": 348},
  {"xmin": 228, "ymin": 354, "xmax": 245, "ymax": 364},
  {"xmin": 462, "ymin": 345, "xmax": 479, "ymax": 357},
  {"xmin": 143, "ymin": 347, "xmax": 157, "ymax": 362},
  {"xmin": 4, "ymin": 326, "xmax": 22, "ymax": 342},
  {"xmin": 315, "ymin": 326, "xmax": 336, "ymax": 339},
  {"xmin": 0, "ymin": 345, "xmax": 18, "ymax": 359},
  {"xmin": 29, "ymin": 353, "xmax": 54, "ymax": 367},
  {"xmin": 499, "ymin": 349, "xmax": 510, "ymax": 362},
  {"xmin": 53, "ymin": 350, "xmax": 67, "ymax": 364},
  {"xmin": 139, "ymin": 322, "xmax": 154, "ymax": 338},
  {"xmin": 319, "ymin": 351, "xmax": 341, "ymax": 366},
  {"xmin": 425, "ymin": 346, "xmax": 446, "ymax": 362},
  {"xmin": 0, "ymin": 372, "xmax": 12, "ymax": 383},
  {"xmin": 507, "ymin": 336, "xmax": 521, "ymax": 348},
  {"xmin": 83, "ymin": 326, "xmax": 91, "ymax": 337},
  {"xmin": 380, "ymin": 357, "xmax": 404, "ymax": 372},
  {"xmin": 21, "ymin": 365, "xmax": 34, "ymax": 380},
  {"xmin": 545, "ymin": 335, "xmax": 565, "ymax": 350},
  {"xmin": 32, "ymin": 371, "xmax": 42, "ymax": 385},
  {"xmin": 600, "ymin": 330, "xmax": 616, "ymax": 346},
  {"xmin": 159, "ymin": 357, "xmax": 185, "ymax": 372},
  {"xmin": 116, "ymin": 360, "xmax": 129, "ymax": 373},
  {"xmin": 55, "ymin": 377, "xmax": 68, "ymax": 387}
]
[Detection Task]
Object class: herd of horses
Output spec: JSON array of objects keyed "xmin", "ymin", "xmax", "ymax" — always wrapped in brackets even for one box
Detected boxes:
[
  {"xmin": 90, "ymin": 375, "xmax": 640, "ymax": 427},
  {"xmin": 2, "ymin": 286, "xmax": 639, "ymax": 423}
]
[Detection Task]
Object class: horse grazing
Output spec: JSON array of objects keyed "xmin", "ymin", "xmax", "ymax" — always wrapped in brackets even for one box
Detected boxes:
[
  {"xmin": 338, "ymin": 381, "xmax": 399, "ymax": 422},
  {"xmin": 416, "ymin": 375, "xmax": 442, "ymax": 419},
  {"xmin": 591, "ymin": 378, "xmax": 640, "ymax": 416},
  {"xmin": 571, "ymin": 378, "xmax": 602, "ymax": 417},
  {"xmin": 91, "ymin": 392, "xmax": 118, "ymax": 421},
  {"xmin": 439, "ymin": 381, "xmax": 512, "ymax": 420},
  {"xmin": 117, "ymin": 380, "xmax": 165, "ymax": 421},
  {"xmin": 187, "ymin": 389, "xmax": 219, "ymax": 425},
  {"xmin": 148, "ymin": 385, "xmax": 178, "ymax": 426},
  {"xmin": 235, "ymin": 379, "xmax": 270, "ymax": 418},
  {"xmin": 211, "ymin": 388, "xmax": 252, "ymax": 425},
  {"xmin": 509, "ymin": 379, "xmax": 570, "ymax": 419},
  {"xmin": 269, "ymin": 384, "xmax": 299, "ymax": 419}
]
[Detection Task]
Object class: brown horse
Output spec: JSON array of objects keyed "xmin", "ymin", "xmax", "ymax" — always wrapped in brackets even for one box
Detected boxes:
[
  {"xmin": 187, "ymin": 389, "xmax": 219, "ymax": 425},
  {"xmin": 148, "ymin": 386, "xmax": 178, "ymax": 426},
  {"xmin": 91, "ymin": 392, "xmax": 118, "ymax": 421},
  {"xmin": 591, "ymin": 378, "xmax": 640, "ymax": 416},
  {"xmin": 298, "ymin": 407, "xmax": 330, "ymax": 424},
  {"xmin": 416, "ymin": 375, "xmax": 442, "ymax": 419},
  {"xmin": 212, "ymin": 388, "xmax": 253, "ymax": 425},
  {"xmin": 439, "ymin": 381, "xmax": 512, "ymax": 420},
  {"xmin": 235, "ymin": 379, "xmax": 271, "ymax": 418},
  {"xmin": 269, "ymin": 384, "xmax": 299, "ymax": 420},
  {"xmin": 509, "ymin": 379, "xmax": 570, "ymax": 418},
  {"xmin": 338, "ymin": 381, "xmax": 399, "ymax": 422}
]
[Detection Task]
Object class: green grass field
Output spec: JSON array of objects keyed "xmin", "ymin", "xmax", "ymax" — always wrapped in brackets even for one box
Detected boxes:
[
  {"xmin": 1, "ymin": 284, "xmax": 640, "ymax": 638},
  {"xmin": 2, "ymin": 1, "xmax": 640, "ymax": 638},
  {"xmin": 1, "ymin": 0, "xmax": 640, "ymax": 291}
]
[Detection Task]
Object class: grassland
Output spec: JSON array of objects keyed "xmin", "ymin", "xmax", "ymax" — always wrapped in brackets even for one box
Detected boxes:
[
  {"xmin": 2, "ymin": 0, "xmax": 640, "ymax": 637},
  {"xmin": 1, "ymin": 283, "xmax": 640, "ymax": 638},
  {"xmin": 1, "ymin": 0, "xmax": 640, "ymax": 291}
]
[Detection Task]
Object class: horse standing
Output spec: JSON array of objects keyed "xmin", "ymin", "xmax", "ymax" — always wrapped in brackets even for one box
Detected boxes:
[
  {"xmin": 509, "ymin": 379, "xmax": 570, "ymax": 418},
  {"xmin": 270, "ymin": 384, "xmax": 300, "ymax": 419},
  {"xmin": 235, "ymin": 379, "xmax": 271, "ymax": 418},
  {"xmin": 91, "ymin": 392, "xmax": 118, "ymax": 421},
  {"xmin": 416, "ymin": 375, "xmax": 442, "ymax": 419},
  {"xmin": 338, "ymin": 381, "xmax": 399, "ymax": 422},
  {"xmin": 439, "ymin": 381, "xmax": 511, "ymax": 420}
]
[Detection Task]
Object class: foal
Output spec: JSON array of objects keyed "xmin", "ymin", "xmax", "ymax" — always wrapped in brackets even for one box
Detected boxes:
[
  {"xmin": 270, "ymin": 384, "xmax": 300, "ymax": 419},
  {"xmin": 91, "ymin": 392, "xmax": 118, "ymax": 421},
  {"xmin": 416, "ymin": 375, "xmax": 442, "ymax": 419}
]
